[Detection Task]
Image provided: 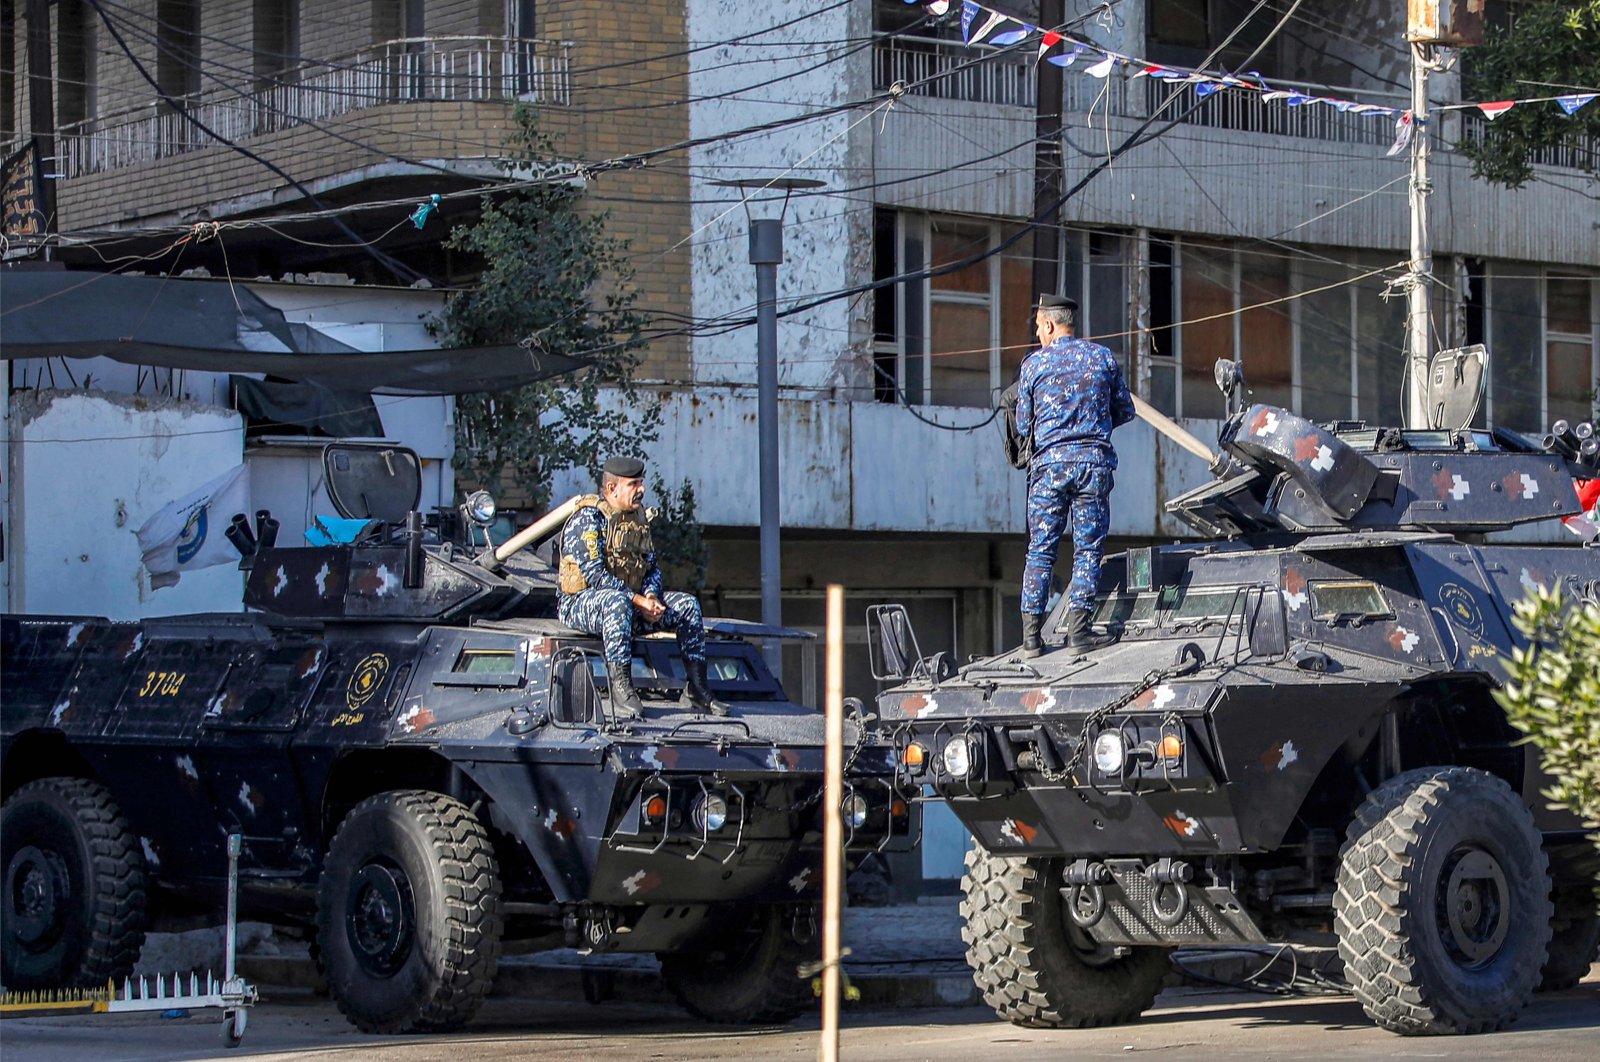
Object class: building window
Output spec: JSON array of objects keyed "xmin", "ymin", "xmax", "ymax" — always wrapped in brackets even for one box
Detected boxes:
[
  {"xmin": 1545, "ymin": 273, "xmax": 1597, "ymax": 425},
  {"xmin": 373, "ymin": 0, "xmax": 424, "ymax": 42},
  {"xmin": 506, "ymin": 0, "xmax": 535, "ymax": 38},
  {"xmin": 1486, "ymin": 266, "xmax": 1598, "ymax": 431},
  {"xmin": 1149, "ymin": 237, "xmax": 1406, "ymax": 424},
  {"xmin": 253, "ymin": 0, "xmax": 300, "ymax": 86},
  {"xmin": 1147, "ymin": 0, "xmax": 1278, "ymax": 78},
  {"xmin": 873, "ymin": 211, "xmax": 1032, "ymax": 408},
  {"xmin": 57, "ymin": 0, "xmax": 95, "ymax": 127},
  {"xmin": 156, "ymin": 0, "xmax": 201, "ymax": 101}
]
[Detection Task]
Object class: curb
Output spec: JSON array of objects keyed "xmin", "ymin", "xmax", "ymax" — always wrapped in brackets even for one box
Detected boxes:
[{"xmin": 238, "ymin": 947, "xmax": 1315, "ymax": 1011}]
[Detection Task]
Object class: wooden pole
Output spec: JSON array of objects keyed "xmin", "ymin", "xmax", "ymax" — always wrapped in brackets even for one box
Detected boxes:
[{"xmin": 819, "ymin": 583, "xmax": 845, "ymax": 1062}]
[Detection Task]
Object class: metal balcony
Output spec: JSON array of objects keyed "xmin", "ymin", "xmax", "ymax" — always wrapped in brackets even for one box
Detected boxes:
[{"xmin": 57, "ymin": 36, "xmax": 572, "ymax": 179}]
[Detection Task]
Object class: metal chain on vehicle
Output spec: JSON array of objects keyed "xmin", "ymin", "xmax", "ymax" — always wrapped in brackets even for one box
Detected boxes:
[
  {"xmin": 1035, "ymin": 656, "xmax": 1199, "ymax": 785},
  {"xmin": 755, "ymin": 721, "xmax": 870, "ymax": 814}
]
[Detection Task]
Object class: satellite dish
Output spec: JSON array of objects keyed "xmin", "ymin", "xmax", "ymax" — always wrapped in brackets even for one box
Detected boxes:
[{"xmin": 1426, "ymin": 345, "xmax": 1487, "ymax": 431}]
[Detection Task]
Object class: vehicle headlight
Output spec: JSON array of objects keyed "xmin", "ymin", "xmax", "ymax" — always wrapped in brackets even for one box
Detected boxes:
[
  {"xmin": 692, "ymin": 792, "xmax": 728, "ymax": 832},
  {"xmin": 465, "ymin": 490, "xmax": 497, "ymax": 525},
  {"xmin": 1092, "ymin": 731, "xmax": 1126, "ymax": 775},
  {"xmin": 942, "ymin": 737, "xmax": 972, "ymax": 779},
  {"xmin": 842, "ymin": 792, "xmax": 869, "ymax": 829}
]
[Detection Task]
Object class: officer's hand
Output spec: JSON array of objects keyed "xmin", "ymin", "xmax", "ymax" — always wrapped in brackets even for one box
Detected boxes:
[{"xmin": 635, "ymin": 594, "xmax": 666, "ymax": 622}]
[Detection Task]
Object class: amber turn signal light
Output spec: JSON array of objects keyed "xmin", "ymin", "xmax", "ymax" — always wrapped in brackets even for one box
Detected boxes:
[
  {"xmin": 643, "ymin": 794, "xmax": 668, "ymax": 821},
  {"xmin": 901, "ymin": 742, "xmax": 927, "ymax": 768},
  {"xmin": 891, "ymin": 798, "xmax": 909, "ymax": 818},
  {"xmin": 1158, "ymin": 734, "xmax": 1183, "ymax": 760}
]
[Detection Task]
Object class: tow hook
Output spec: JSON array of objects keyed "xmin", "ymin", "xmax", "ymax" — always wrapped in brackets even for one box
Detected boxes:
[
  {"xmin": 1145, "ymin": 858, "xmax": 1193, "ymax": 926},
  {"xmin": 1062, "ymin": 859, "xmax": 1112, "ymax": 928},
  {"xmin": 574, "ymin": 907, "xmax": 626, "ymax": 952}
]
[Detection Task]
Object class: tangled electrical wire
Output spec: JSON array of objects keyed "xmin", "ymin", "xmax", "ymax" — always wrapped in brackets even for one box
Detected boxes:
[{"xmin": 1169, "ymin": 943, "xmax": 1350, "ymax": 997}]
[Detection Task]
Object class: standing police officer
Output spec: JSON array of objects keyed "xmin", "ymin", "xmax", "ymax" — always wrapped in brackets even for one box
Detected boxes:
[
  {"xmin": 558, "ymin": 457, "xmax": 730, "ymax": 716},
  {"xmin": 1015, "ymin": 296, "xmax": 1136, "ymax": 657}
]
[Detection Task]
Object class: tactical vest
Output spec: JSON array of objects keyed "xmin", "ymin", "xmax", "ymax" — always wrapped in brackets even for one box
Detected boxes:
[{"xmin": 557, "ymin": 495, "xmax": 654, "ymax": 594}]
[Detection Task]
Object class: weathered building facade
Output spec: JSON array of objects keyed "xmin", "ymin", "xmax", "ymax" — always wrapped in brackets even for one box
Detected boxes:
[{"xmin": 5, "ymin": 0, "xmax": 1596, "ymax": 690}]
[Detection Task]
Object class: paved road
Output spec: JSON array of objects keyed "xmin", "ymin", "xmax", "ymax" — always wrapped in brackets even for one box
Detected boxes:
[{"xmin": 8, "ymin": 974, "xmax": 1599, "ymax": 1062}]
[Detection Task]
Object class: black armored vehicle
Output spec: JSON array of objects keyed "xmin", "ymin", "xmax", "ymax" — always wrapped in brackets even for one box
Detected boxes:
[
  {"xmin": 874, "ymin": 371, "xmax": 1600, "ymax": 1036},
  {"xmin": 2, "ymin": 444, "xmax": 913, "ymax": 1032}
]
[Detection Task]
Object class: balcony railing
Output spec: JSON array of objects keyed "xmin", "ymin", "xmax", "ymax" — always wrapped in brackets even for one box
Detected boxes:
[
  {"xmin": 1458, "ymin": 111, "xmax": 1598, "ymax": 172},
  {"xmin": 1144, "ymin": 77, "xmax": 1409, "ymax": 148},
  {"xmin": 874, "ymin": 33, "xmax": 1040, "ymax": 110},
  {"xmin": 875, "ymin": 34, "xmax": 1419, "ymax": 150},
  {"xmin": 57, "ymin": 36, "xmax": 571, "ymax": 178}
]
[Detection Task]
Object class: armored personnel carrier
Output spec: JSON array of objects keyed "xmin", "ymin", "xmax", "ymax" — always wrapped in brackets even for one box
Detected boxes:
[
  {"xmin": 2, "ymin": 443, "xmax": 914, "ymax": 1033},
  {"xmin": 873, "ymin": 363, "xmax": 1600, "ymax": 1036}
]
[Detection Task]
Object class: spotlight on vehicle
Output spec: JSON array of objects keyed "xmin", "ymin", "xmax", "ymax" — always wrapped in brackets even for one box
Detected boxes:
[
  {"xmin": 942, "ymin": 737, "xmax": 972, "ymax": 779},
  {"xmin": 1092, "ymin": 731, "xmax": 1127, "ymax": 775},
  {"xmin": 842, "ymin": 792, "xmax": 869, "ymax": 829},
  {"xmin": 464, "ymin": 490, "xmax": 497, "ymax": 526},
  {"xmin": 692, "ymin": 792, "xmax": 728, "ymax": 832}
]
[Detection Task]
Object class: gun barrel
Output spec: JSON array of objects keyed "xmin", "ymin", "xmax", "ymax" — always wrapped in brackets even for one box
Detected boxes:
[
  {"xmin": 1132, "ymin": 394, "xmax": 1217, "ymax": 466},
  {"xmin": 493, "ymin": 495, "xmax": 581, "ymax": 563}
]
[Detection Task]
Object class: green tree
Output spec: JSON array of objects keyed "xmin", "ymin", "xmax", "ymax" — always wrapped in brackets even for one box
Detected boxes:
[
  {"xmin": 1458, "ymin": 0, "xmax": 1600, "ymax": 188},
  {"xmin": 648, "ymin": 475, "xmax": 710, "ymax": 594},
  {"xmin": 433, "ymin": 105, "xmax": 658, "ymax": 510},
  {"xmin": 1494, "ymin": 584, "xmax": 1600, "ymax": 826}
]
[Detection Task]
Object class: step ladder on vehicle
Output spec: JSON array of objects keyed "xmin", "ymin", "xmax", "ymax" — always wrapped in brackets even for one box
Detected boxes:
[{"xmin": 0, "ymin": 834, "xmax": 259, "ymax": 1047}]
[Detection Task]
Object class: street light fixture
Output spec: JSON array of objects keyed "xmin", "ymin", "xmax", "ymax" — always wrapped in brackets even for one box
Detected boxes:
[{"xmin": 709, "ymin": 177, "xmax": 827, "ymax": 673}]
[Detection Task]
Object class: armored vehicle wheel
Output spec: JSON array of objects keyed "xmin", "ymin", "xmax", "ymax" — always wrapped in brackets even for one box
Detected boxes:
[
  {"xmin": 1538, "ymin": 879, "xmax": 1599, "ymax": 992},
  {"xmin": 658, "ymin": 904, "xmax": 815, "ymax": 1024},
  {"xmin": 316, "ymin": 791, "xmax": 502, "ymax": 1034},
  {"xmin": 1335, "ymin": 767, "xmax": 1551, "ymax": 1035},
  {"xmin": 960, "ymin": 848, "xmax": 1170, "ymax": 1029},
  {"xmin": 1, "ymin": 778, "xmax": 148, "ymax": 990}
]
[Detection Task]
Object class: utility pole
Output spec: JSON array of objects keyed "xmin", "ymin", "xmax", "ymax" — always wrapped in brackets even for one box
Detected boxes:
[
  {"xmin": 711, "ymin": 177, "xmax": 824, "ymax": 676},
  {"xmin": 1403, "ymin": 1, "xmax": 1482, "ymax": 428},
  {"xmin": 1404, "ymin": 41, "xmax": 1433, "ymax": 429},
  {"xmin": 751, "ymin": 216, "xmax": 783, "ymax": 673},
  {"xmin": 24, "ymin": 0, "xmax": 58, "ymax": 235},
  {"xmin": 1031, "ymin": 0, "xmax": 1066, "ymax": 301}
]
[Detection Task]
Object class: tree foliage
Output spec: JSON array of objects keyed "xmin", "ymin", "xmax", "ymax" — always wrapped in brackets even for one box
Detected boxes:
[
  {"xmin": 432, "ymin": 106, "xmax": 658, "ymax": 511},
  {"xmin": 1458, "ymin": 1, "xmax": 1600, "ymax": 188},
  {"xmin": 1494, "ymin": 584, "xmax": 1600, "ymax": 826},
  {"xmin": 648, "ymin": 476, "xmax": 710, "ymax": 594}
]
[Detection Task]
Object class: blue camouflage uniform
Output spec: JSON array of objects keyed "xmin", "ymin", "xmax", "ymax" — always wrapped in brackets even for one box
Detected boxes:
[
  {"xmin": 1016, "ymin": 336, "xmax": 1136, "ymax": 615},
  {"xmin": 557, "ymin": 506, "xmax": 707, "ymax": 667}
]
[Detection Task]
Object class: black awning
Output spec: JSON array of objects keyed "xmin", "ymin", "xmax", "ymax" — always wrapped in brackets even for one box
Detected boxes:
[{"xmin": 0, "ymin": 269, "xmax": 587, "ymax": 395}]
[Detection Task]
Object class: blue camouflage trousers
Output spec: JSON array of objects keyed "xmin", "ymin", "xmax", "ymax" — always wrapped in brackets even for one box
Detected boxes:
[
  {"xmin": 1022, "ymin": 461, "xmax": 1113, "ymax": 616},
  {"xmin": 558, "ymin": 589, "xmax": 707, "ymax": 666}
]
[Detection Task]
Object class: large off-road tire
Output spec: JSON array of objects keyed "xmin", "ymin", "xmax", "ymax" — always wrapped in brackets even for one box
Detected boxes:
[
  {"xmin": 2, "ymin": 778, "xmax": 148, "ymax": 990},
  {"xmin": 1335, "ymin": 767, "xmax": 1552, "ymax": 1035},
  {"xmin": 960, "ymin": 848, "xmax": 1171, "ymax": 1029},
  {"xmin": 658, "ymin": 904, "xmax": 815, "ymax": 1024},
  {"xmin": 1538, "ymin": 878, "xmax": 1599, "ymax": 991},
  {"xmin": 316, "ymin": 791, "xmax": 502, "ymax": 1034}
]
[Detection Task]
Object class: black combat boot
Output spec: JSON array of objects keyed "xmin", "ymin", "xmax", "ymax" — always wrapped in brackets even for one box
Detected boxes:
[
  {"xmin": 684, "ymin": 658, "xmax": 731, "ymax": 716},
  {"xmin": 1065, "ymin": 609, "xmax": 1116, "ymax": 656},
  {"xmin": 1020, "ymin": 614, "xmax": 1045, "ymax": 659},
  {"xmin": 609, "ymin": 667, "xmax": 644, "ymax": 717}
]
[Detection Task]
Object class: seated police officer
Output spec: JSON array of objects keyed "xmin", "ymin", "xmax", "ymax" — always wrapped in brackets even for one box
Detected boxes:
[{"xmin": 557, "ymin": 456, "xmax": 730, "ymax": 717}]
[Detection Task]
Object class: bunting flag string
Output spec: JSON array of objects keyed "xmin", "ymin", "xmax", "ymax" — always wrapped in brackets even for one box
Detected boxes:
[{"xmin": 905, "ymin": 0, "xmax": 1597, "ymax": 149}]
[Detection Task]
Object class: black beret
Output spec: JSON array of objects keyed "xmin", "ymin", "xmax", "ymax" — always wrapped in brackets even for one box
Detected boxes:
[
  {"xmin": 1034, "ymin": 294, "xmax": 1079, "ymax": 313},
  {"xmin": 602, "ymin": 456, "xmax": 646, "ymax": 478}
]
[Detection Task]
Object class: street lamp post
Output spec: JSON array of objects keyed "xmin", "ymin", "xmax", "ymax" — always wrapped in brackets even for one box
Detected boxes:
[{"xmin": 711, "ymin": 178, "xmax": 825, "ymax": 674}]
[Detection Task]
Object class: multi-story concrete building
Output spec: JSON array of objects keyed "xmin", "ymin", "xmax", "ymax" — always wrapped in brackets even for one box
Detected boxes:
[{"xmin": 5, "ymin": 1, "xmax": 1596, "ymax": 701}]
